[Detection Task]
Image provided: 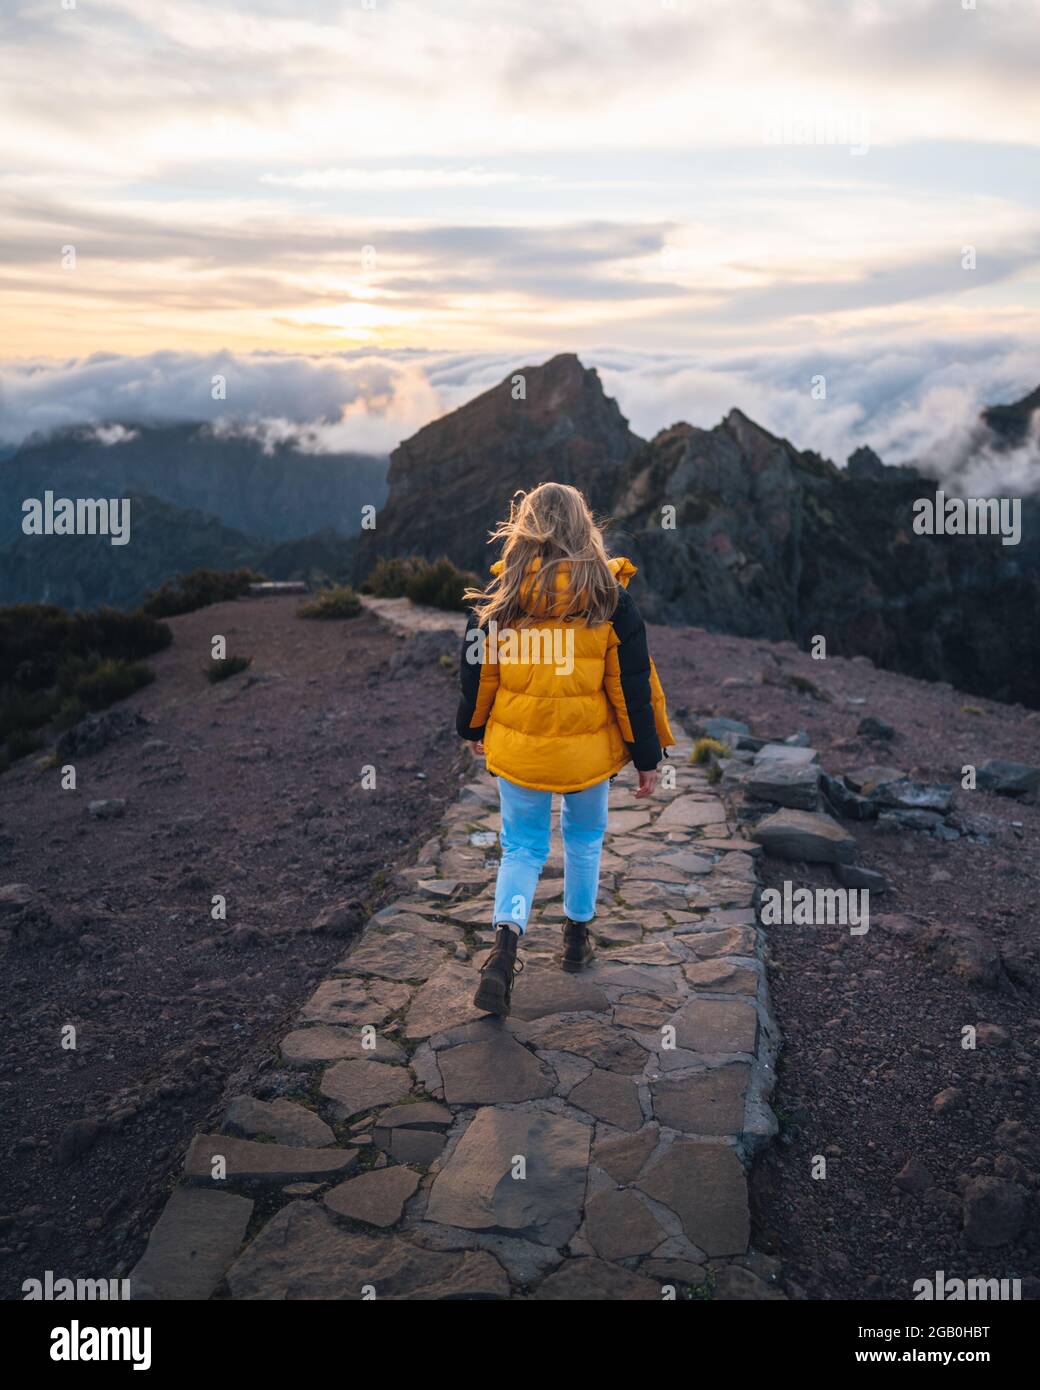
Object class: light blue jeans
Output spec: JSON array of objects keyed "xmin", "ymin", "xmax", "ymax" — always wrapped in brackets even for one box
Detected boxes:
[{"xmin": 492, "ymin": 777, "xmax": 610, "ymax": 933}]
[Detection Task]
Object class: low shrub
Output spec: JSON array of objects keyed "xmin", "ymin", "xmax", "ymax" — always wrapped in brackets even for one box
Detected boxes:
[
  {"xmin": 404, "ymin": 556, "xmax": 477, "ymax": 611},
  {"xmin": 691, "ymin": 736, "xmax": 728, "ymax": 765},
  {"xmin": 0, "ymin": 604, "xmax": 170, "ymax": 692},
  {"xmin": 74, "ymin": 659, "xmax": 155, "ymax": 710},
  {"xmin": 54, "ymin": 696, "xmax": 87, "ymax": 731},
  {"xmin": 6, "ymin": 728, "xmax": 45, "ymax": 763},
  {"xmin": 366, "ymin": 555, "xmax": 425, "ymax": 598},
  {"xmin": 298, "ymin": 586, "xmax": 362, "ymax": 620},
  {"xmin": 142, "ymin": 568, "xmax": 256, "ymax": 618},
  {"xmin": 365, "ymin": 555, "xmax": 478, "ymax": 611},
  {"xmin": 206, "ymin": 655, "xmax": 252, "ymax": 683},
  {"xmin": 0, "ymin": 688, "xmax": 61, "ymax": 741},
  {"xmin": 0, "ymin": 600, "xmax": 170, "ymax": 774},
  {"xmin": 85, "ymin": 606, "xmax": 173, "ymax": 662}
]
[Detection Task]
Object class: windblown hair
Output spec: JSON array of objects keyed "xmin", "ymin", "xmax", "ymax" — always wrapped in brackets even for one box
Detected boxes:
[{"xmin": 464, "ymin": 482, "xmax": 619, "ymax": 628}]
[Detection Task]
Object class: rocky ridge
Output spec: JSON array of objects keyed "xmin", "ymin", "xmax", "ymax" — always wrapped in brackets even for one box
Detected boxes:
[{"xmin": 359, "ymin": 356, "xmax": 1040, "ymax": 708}]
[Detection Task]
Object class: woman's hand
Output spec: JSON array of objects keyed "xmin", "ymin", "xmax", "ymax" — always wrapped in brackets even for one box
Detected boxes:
[
  {"xmin": 473, "ymin": 739, "xmax": 485, "ymax": 755},
  {"xmin": 634, "ymin": 769, "xmax": 658, "ymax": 799}
]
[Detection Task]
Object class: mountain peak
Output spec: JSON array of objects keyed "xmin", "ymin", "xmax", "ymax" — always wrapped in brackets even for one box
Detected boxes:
[
  {"xmin": 981, "ymin": 383, "xmax": 1040, "ymax": 447},
  {"xmin": 360, "ymin": 354, "xmax": 643, "ymax": 575}
]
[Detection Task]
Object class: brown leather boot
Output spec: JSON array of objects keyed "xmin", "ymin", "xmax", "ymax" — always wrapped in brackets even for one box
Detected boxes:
[
  {"xmin": 473, "ymin": 925, "xmax": 523, "ymax": 1016},
  {"xmin": 561, "ymin": 918, "xmax": 594, "ymax": 973}
]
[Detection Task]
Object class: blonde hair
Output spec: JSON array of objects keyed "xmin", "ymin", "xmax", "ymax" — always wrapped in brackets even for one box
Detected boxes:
[{"xmin": 465, "ymin": 482, "xmax": 619, "ymax": 628}]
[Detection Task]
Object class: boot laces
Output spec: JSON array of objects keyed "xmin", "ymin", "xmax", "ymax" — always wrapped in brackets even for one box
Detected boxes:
[{"xmin": 480, "ymin": 936, "xmax": 524, "ymax": 976}]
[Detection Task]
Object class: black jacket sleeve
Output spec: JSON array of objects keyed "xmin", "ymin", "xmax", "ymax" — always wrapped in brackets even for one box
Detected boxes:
[
  {"xmin": 455, "ymin": 609, "xmax": 487, "ymax": 741},
  {"xmin": 611, "ymin": 589, "xmax": 661, "ymax": 771}
]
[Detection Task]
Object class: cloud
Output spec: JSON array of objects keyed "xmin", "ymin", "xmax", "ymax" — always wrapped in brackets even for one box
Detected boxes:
[
  {"xmin": 260, "ymin": 167, "xmax": 553, "ymax": 192},
  {"xmin": 0, "ymin": 351, "xmax": 439, "ymax": 456},
  {"xmin": 917, "ymin": 412, "xmax": 1040, "ymax": 499},
  {"xmin": 2, "ymin": 343, "xmax": 1037, "ymax": 494},
  {"xmin": 596, "ymin": 336, "xmax": 1040, "ymax": 473},
  {"xmin": 90, "ymin": 424, "xmax": 140, "ymax": 447}
]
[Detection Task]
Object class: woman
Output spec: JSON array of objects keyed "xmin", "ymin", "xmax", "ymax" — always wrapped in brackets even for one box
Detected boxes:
[{"xmin": 456, "ymin": 482, "xmax": 674, "ymax": 1015}]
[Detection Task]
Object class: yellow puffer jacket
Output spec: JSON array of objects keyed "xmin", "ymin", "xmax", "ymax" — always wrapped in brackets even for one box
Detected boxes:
[{"xmin": 456, "ymin": 555, "xmax": 675, "ymax": 792}]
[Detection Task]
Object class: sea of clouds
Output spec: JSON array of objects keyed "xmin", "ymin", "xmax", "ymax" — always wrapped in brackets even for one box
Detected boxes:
[{"xmin": 1, "ymin": 341, "xmax": 1037, "ymax": 493}]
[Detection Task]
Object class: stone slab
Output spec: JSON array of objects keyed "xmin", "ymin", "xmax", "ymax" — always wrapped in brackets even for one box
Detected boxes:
[
  {"xmin": 651, "ymin": 1064, "xmax": 750, "ymax": 1135},
  {"xmin": 426, "ymin": 1108, "xmax": 591, "ymax": 1248},
  {"xmin": 320, "ymin": 1060, "xmax": 413, "ymax": 1120},
  {"xmin": 324, "ymin": 1166, "xmax": 421, "ymax": 1228},
  {"xmin": 129, "ymin": 1188, "xmax": 253, "ymax": 1300},
  {"xmin": 637, "ymin": 1140, "xmax": 749, "ymax": 1256},
  {"xmin": 184, "ymin": 1134, "xmax": 357, "ymax": 1183}
]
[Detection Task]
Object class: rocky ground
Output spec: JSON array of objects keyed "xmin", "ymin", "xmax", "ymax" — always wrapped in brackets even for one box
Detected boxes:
[
  {"xmin": 2, "ymin": 596, "xmax": 1037, "ymax": 1301},
  {"xmin": 0, "ymin": 599, "xmax": 461, "ymax": 1300},
  {"xmin": 126, "ymin": 695, "xmax": 776, "ymax": 1301},
  {"xmin": 651, "ymin": 624, "xmax": 1040, "ymax": 1299}
]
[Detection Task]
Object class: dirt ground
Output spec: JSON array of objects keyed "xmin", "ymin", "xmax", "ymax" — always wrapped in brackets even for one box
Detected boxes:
[
  {"xmin": 651, "ymin": 622, "xmax": 1040, "ymax": 1300},
  {"xmin": 0, "ymin": 599, "xmax": 461, "ymax": 1300}
]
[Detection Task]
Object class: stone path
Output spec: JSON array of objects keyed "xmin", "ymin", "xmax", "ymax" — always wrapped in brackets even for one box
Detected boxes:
[{"xmin": 129, "ymin": 602, "xmax": 781, "ymax": 1300}]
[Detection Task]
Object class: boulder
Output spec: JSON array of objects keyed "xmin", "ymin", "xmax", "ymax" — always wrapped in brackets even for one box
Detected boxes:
[
  {"xmin": 844, "ymin": 765, "xmax": 905, "ymax": 795},
  {"xmin": 752, "ymin": 744, "xmax": 819, "ymax": 766},
  {"xmin": 875, "ymin": 916, "xmax": 1005, "ymax": 989},
  {"xmin": 820, "ymin": 773, "xmax": 877, "ymax": 821},
  {"xmin": 57, "ymin": 709, "xmax": 150, "ymax": 759},
  {"xmin": 713, "ymin": 1265, "xmax": 787, "ymax": 1300},
  {"xmin": 977, "ymin": 760, "xmax": 1040, "ymax": 798},
  {"xmin": 751, "ymin": 809, "xmax": 856, "ymax": 863},
  {"xmin": 697, "ymin": 717, "xmax": 749, "ymax": 742},
  {"xmin": 742, "ymin": 761, "xmax": 820, "ymax": 811},
  {"xmin": 834, "ymin": 863, "xmax": 887, "ymax": 893},
  {"xmin": 874, "ymin": 780, "xmax": 953, "ymax": 814}
]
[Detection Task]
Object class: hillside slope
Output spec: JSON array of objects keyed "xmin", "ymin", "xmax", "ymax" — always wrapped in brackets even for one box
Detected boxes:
[{"xmin": 1, "ymin": 423, "xmax": 388, "ymax": 545}]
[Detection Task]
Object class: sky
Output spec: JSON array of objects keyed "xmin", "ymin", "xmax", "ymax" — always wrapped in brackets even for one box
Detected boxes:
[{"xmin": 1, "ymin": 0, "xmax": 1039, "ymax": 467}]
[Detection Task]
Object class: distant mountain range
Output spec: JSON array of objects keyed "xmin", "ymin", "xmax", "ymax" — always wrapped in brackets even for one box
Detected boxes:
[
  {"xmin": 3, "ymin": 361, "xmax": 1037, "ymax": 706},
  {"xmin": 0, "ymin": 423, "xmax": 385, "ymax": 608}
]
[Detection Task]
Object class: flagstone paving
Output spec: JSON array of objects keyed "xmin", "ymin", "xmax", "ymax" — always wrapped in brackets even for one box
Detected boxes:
[{"xmin": 129, "ymin": 605, "xmax": 781, "ymax": 1301}]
